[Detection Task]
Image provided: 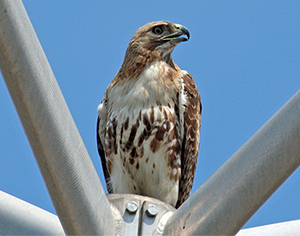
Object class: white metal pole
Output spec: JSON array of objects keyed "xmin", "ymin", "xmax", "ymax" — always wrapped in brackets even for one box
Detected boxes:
[
  {"xmin": 0, "ymin": 1, "xmax": 115, "ymax": 235},
  {"xmin": 237, "ymin": 219, "xmax": 300, "ymax": 236},
  {"xmin": 164, "ymin": 90, "xmax": 300, "ymax": 235},
  {"xmin": 0, "ymin": 191, "xmax": 64, "ymax": 235}
]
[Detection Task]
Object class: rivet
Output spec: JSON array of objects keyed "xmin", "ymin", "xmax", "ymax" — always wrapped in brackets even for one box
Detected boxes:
[
  {"xmin": 126, "ymin": 201, "xmax": 138, "ymax": 213},
  {"xmin": 146, "ymin": 204, "xmax": 158, "ymax": 216}
]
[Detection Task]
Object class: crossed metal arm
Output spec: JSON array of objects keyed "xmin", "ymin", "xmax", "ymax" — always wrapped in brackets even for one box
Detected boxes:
[{"xmin": 0, "ymin": 1, "xmax": 299, "ymax": 235}]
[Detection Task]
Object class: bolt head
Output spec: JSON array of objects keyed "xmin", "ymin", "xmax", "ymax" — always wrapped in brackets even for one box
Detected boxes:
[
  {"xmin": 126, "ymin": 201, "xmax": 138, "ymax": 213},
  {"xmin": 146, "ymin": 204, "xmax": 158, "ymax": 216}
]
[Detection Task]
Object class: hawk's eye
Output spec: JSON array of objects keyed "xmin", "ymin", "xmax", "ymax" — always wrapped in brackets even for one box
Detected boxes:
[{"xmin": 152, "ymin": 26, "xmax": 163, "ymax": 35}]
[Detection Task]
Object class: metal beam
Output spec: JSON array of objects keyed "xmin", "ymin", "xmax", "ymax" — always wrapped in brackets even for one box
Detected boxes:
[
  {"xmin": 0, "ymin": 1, "xmax": 114, "ymax": 235},
  {"xmin": 237, "ymin": 220, "xmax": 300, "ymax": 236},
  {"xmin": 164, "ymin": 90, "xmax": 300, "ymax": 235},
  {"xmin": 0, "ymin": 190, "xmax": 64, "ymax": 235},
  {"xmin": 2, "ymin": 189, "xmax": 299, "ymax": 236}
]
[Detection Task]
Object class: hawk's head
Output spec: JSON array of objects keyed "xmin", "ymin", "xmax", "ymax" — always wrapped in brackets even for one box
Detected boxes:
[
  {"xmin": 120, "ymin": 21, "xmax": 190, "ymax": 78},
  {"xmin": 130, "ymin": 21, "xmax": 189, "ymax": 51}
]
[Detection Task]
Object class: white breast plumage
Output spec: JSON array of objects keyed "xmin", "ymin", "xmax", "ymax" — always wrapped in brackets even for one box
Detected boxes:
[{"xmin": 99, "ymin": 61, "xmax": 184, "ymax": 206}]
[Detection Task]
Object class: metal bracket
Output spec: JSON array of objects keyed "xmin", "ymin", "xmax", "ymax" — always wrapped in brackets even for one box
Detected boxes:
[{"xmin": 108, "ymin": 194, "xmax": 176, "ymax": 236}]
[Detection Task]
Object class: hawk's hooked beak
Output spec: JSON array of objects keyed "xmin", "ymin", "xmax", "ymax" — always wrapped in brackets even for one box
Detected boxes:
[{"xmin": 161, "ymin": 24, "xmax": 190, "ymax": 42}]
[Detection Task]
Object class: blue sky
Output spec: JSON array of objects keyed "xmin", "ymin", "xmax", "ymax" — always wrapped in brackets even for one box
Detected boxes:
[{"xmin": 0, "ymin": 0, "xmax": 299, "ymax": 230}]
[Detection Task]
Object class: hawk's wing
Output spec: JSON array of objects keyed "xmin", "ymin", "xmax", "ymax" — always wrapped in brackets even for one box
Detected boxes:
[
  {"xmin": 176, "ymin": 72, "xmax": 202, "ymax": 208},
  {"xmin": 97, "ymin": 116, "xmax": 113, "ymax": 193}
]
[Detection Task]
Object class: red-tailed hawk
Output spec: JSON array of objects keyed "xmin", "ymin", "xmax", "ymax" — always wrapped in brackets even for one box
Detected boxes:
[{"xmin": 97, "ymin": 21, "xmax": 201, "ymax": 208}]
